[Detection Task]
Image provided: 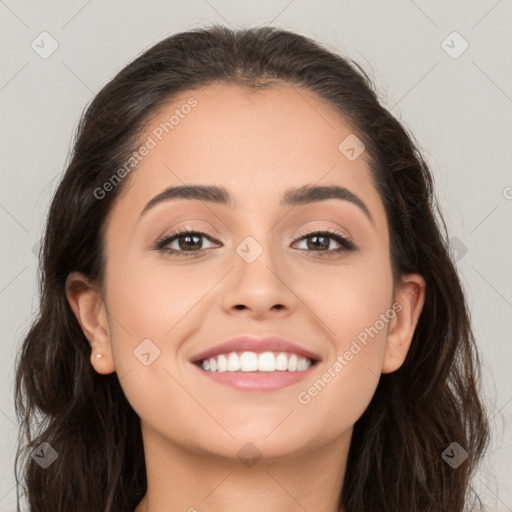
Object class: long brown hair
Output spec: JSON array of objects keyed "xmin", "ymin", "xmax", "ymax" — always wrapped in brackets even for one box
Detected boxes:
[{"xmin": 14, "ymin": 24, "xmax": 489, "ymax": 511}]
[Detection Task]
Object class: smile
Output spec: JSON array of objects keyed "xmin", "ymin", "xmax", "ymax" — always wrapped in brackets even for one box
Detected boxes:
[
  {"xmin": 196, "ymin": 351, "xmax": 316, "ymax": 372},
  {"xmin": 193, "ymin": 351, "xmax": 320, "ymax": 392}
]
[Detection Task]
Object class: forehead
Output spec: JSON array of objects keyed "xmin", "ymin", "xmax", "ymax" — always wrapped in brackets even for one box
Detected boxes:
[{"xmin": 107, "ymin": 83, "xmax": 386, "ymax": 232}]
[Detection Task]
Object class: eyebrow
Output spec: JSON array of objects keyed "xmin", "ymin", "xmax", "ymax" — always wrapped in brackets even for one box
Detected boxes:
[{"xmin": 139, "ymin": 184, "xmax": 374, "ymax": 225}]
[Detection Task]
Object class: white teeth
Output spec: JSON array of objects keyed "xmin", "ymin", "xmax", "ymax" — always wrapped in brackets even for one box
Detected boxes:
[
  {"xmin": 217, "ymin": 354, "xmax": 228, "ymax": 372},
  {"xmin": 227, "ymin": 352, "xmax": 240, "ymax": 371},
  {"xmin": 275, "ymin": 352, "xmax": 288, "ymax": 371},
  {"xmin": 240, "ymin": 351, "xmax": 258, "ymax": 371},
  {"xmin": 198, "ymin": 351, "xmax": 314, "ymax": 373},
  {"xmin": 297, "ymin": 357, "xmax": 309, "ymax": 371},
  {"xmin": 259, "ymin": 352, "xmax": 275, "ymax": 372}
]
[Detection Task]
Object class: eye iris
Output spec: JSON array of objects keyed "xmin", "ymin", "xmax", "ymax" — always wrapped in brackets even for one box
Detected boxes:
[
  {"xmin": 179, "ymin": 234, "xmax": 202, "ymax": 251},
  {"xmin": 308, "ymin": 234, "xmax": 329, "ymax": 250}
]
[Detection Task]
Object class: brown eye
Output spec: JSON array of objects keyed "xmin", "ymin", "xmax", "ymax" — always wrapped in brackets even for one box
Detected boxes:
[
  {"xmin": 292, "ymin": 229, "xmax": 356, "ymax": 255},
  {"xmin": 156, "ymin": 228, "xmax": 219, "ymax": 256}
]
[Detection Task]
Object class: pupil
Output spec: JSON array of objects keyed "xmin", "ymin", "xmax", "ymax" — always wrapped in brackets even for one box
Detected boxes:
[
  {"xmin": 180, "ymin": 234, "xmax": 201, "ymax": 250},
  {"xmin": 309, "ymin": 235, "xmax": 328, "ymax": 250}
]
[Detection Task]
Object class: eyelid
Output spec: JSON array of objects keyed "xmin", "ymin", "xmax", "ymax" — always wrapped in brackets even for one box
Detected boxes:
[
  {"xmin": 294, "ymin": 224, "xmax": 353, "ymax": 243},
  {"xmin": 155, "ymin": 220, "xmax": 224, "ymax": 242}
]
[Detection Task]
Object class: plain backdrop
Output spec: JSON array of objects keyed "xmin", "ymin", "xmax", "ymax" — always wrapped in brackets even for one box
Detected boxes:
[{"xmin": 1, "ymin": 1, "xmax": 511, "ymax": 510}]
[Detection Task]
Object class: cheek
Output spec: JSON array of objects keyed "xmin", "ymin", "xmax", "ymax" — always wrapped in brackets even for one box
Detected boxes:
[
  {"xmin": 102, "ymin": 261, "xmax": 194, "ymax": 430},
  {"xmin": 294, "ymin": 255, "xmax": 392, "ymax": 419},
  {"xmin": 301, "ymin": 250, "xmax": 393, "ymax": 344},
  {"xmin": 102, "ymin": 254, "xmax": 219, "ymax": 405},
  {"xmin": 106, "ymin": 253, "xmax": 209, "ymax": 339}
]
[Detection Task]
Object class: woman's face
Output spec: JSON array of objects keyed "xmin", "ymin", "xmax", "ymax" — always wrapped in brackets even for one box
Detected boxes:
[{"xmin": 72, "ymin": 83, "xmax": 424, "ymax": 461}]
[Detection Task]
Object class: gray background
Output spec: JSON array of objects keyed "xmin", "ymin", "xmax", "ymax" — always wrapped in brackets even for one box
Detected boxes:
[{"xmin": 1, "ymin": 1, "xmax": 511, "ymax": 510}]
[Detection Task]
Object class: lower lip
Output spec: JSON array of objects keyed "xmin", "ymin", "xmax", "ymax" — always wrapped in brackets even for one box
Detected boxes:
[{"xmin": 192, "ymin": 363, "xmax": 318, "ymax": 391}]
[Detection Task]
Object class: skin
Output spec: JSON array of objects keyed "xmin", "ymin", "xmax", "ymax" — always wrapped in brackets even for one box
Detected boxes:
[{"xmin": 66, "ymin": 83, "xmax": 425, "ymax": 512}]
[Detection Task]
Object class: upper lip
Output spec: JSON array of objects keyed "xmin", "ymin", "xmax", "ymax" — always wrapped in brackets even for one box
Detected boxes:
[{"xmin": 190, "ymin": 335, "xmax": 322, "ymax": 363}]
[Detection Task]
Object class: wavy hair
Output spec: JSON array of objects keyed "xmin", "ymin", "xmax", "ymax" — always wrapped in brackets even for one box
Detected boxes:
[{"xmin": 14, "ymin": 24, "xmax": 489, "ymax": 511}]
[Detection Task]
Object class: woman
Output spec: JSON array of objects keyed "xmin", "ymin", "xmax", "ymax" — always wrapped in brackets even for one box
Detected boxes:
[{"xmin": 14, "ymin": 24, "xmax": 489, "ymax": 511}]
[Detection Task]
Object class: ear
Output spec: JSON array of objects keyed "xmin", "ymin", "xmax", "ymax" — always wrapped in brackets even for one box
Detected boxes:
[
  {"xmin": 381, "ymin": 273, "xmax": 426, "ymax": 374},
  {"xmin": 65, "ymin": 271, "xmax": 115, "ymax": 374}
]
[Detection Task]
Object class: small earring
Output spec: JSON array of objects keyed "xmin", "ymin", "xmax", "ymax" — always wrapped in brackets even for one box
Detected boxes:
[{"xmin": 95, "ymin": 353, "xmax": 103, "ymax": 359}]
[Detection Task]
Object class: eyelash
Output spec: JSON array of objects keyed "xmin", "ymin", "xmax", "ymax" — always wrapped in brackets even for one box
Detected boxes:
[{"xmin": 155, "ymin": 226, "xmax": 356, "ymax": 258}]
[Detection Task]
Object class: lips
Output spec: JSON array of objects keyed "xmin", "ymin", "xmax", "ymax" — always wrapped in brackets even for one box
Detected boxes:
[{"xmin": 190, "ymin": 335, "xmax": 322, "ymax": 364}]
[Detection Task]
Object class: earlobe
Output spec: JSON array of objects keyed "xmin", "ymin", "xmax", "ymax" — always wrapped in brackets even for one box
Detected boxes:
[
  {"xmin": 381, "ymin": 274, "xmax": 426, "ymax": 374},
  {"xmin": 65, "ymin": 271, "xmax": 115, "ymax": 374}
]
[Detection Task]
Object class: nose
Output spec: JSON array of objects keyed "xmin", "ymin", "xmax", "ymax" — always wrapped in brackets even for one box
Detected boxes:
[{"xmin": 220, "ymin": 237, "xmax": 297, "ymax": 320}]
